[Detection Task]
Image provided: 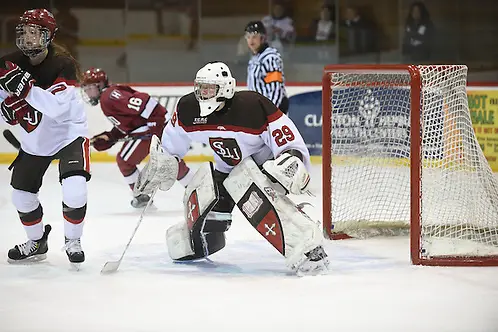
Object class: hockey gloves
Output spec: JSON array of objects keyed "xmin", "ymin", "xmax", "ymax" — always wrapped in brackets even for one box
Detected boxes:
[
  {"xmin": 134, "ymin": 135, "xmax": 179, "ymax": 196},
  {"xmin": 263, "ymin": 152, "xmax": 311, "ymax": 195},
  {"xmin": 90, "ymin": 130, "xmax": 117, "ymax": 151},
  {"xmin": 91, "ymin": 127, "xmax": 128, "ymax": 151},
  {"xmin": 91, "ymin": 135, "xmax": 115, "ymax": 151},
  {"xmin": 0, "ymin": 61, "xmax": 35, "ymax": 99},
  {"xmin": 0, "ymin": 96, "xmax": 31, "ymax": 125}
]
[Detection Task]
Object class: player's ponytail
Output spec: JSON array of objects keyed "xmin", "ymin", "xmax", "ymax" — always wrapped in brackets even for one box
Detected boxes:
[{"xmin": 51, "ymin": 42, "xmax": 83, "ymax": 82}]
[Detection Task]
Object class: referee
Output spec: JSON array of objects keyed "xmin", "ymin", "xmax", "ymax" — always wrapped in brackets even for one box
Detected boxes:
[{"xmin": 244, "ymin": 21, "xmax": 289, "ymax": 114}]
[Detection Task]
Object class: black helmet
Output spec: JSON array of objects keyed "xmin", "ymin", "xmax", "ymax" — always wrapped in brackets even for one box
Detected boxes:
[{"xmin": 244, "ymin": 20, "xmax": 266, "ymax": 36}]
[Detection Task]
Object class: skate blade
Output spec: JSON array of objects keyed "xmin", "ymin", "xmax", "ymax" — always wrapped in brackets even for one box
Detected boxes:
[
  {"xmin": 295, "ymin": 259, "xmax": 330, "ymax": 277},
  {"xmin": 7, "ymin": 253, "xmax": 47, "ymax": 264},
  {"xmin": 100, "ymin": 260, "xmax": 121, "ymax": 274},
  {"xmin": 296, "ymin": 265, "xmax": 329, "ymax": 277},
  {"xmin": 70, "ymin": 263, "xmax": 82, "ymax": 271},
  {"xmin": 132, "ymin": 202, "xmax": 157, "ymax": 210}
]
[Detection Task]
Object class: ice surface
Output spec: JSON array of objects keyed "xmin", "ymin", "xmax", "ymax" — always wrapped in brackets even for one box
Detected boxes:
[{"xmin": 0, "ymin": 163, "xmax": 497, "ymax": 332}]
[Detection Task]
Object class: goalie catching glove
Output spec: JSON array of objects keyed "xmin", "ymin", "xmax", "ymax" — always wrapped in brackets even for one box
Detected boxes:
[
  {"xmin": 263, "ymin": 150, "xmax": 310, "ymax": 195},
  {"xmin": 133, "ymin": 135, "xmax": 179, "ymax": 196}
]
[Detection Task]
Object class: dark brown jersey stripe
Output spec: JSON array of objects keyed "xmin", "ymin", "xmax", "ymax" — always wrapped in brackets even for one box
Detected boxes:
[{"xmin": 177, "ymin": 90, "xmax": 281, "ymax": 135}]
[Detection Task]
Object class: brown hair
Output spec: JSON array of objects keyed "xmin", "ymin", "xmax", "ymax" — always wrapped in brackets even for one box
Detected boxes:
[{"xmin": 51, "ymin": 42, "xmax": 83, "ymax": 82}]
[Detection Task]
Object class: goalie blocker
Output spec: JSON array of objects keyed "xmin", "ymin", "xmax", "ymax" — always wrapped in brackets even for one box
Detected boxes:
[{"xmin": 166, "ymin": 158, "xmax": 329, "ymax": 275}]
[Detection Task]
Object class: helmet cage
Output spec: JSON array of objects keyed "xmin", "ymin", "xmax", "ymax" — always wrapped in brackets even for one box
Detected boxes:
[
  {"xmin": 194, "ymin": 82, "xmax": 221, "ymax": 102},
  {"xmin": 16, "ymin": 23, "xmax": 52, "ymax": 57},
  {"xmin": 194, "ymin": 62, "xmax": 236, "ymax": 116},
  {"xmin": 81, "ymin": 82, "xmax": 105, "ymax": 106}
]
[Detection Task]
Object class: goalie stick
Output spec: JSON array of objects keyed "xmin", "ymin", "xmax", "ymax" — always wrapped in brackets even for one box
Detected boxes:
[
  {"xmin": 100, "ymin": 188, "xmax": 158, "ymax": 274},
  {"xmin": 2, "ymin": 129, "xmax": 20, "ymax": 150}
]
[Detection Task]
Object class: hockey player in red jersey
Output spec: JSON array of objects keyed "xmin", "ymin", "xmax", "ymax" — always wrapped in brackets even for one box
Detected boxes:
[
  {"xmin": 133, "ymin": 62, "xmax": 329, "ymax": 275},
  {"xmin": 81, "ymin": 68, "xmax": 191, "ymax": 208}
]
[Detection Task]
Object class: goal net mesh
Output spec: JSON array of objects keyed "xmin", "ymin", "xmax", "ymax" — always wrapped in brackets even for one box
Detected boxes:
[{"xmin": 327, "ymin": 65, "xmax": 498, "ymax": 258}]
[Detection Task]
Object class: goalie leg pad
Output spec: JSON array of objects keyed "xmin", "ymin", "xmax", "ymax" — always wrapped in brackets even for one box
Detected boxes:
[
  {"xmin": 223, "ymin": 158, "xmax": 327, "ymax": 272},
  {"xmin": 166, "ymin": 163, "xmax": 233, "ymax": 261},
  {"xmin": 166, "ymin": 221, "xmax": 195, "ymax": 260},
  {"xmin": 166, "ymin": 220, "xmax": 227, "ymax": 261}
]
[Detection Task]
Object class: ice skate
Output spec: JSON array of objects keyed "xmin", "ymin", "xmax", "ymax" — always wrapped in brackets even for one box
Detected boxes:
[
  {"xmin": 64, "ymin": 237, "xmax": 85, "ymax": 266},
  {"xmin": 131, "ymin": 194, "xmax": 152, "ymax": 209},
  {"xmin": 295, "ymin": 245, "xmax": 330, "ymax": 276},
  {"xmin": 8, "ymin": 225, "xmax": 52, "ymax": 264}
]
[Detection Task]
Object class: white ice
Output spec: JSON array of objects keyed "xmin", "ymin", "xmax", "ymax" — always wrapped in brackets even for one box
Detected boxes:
[{"xmin": 0, "ymin": 163, "xmax": 497, "ymax": 332}]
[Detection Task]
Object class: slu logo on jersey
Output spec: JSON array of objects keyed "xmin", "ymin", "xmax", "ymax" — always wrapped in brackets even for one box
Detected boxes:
[
  {"xmin": 20, "ymin": 109, "xmax": 42, "ymax": 133},
  {"xmin": 209, "ymin": 137, "xmax": 242, "ymax": 166}
]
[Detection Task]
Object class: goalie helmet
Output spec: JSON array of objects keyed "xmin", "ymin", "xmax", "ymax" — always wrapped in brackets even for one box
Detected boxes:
[
  {"xmin": 194, "ymin": 62, "xmax": 236, "ymax": 117},
  {"xmin": 81, "ymin": 68, "xmax": 109, "ymax": 106},
  {"xmin": 16, "ymin": 9, "xmax": 57, "ymax": 58}
]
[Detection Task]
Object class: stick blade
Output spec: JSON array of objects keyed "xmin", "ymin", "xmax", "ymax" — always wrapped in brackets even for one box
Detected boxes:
[
  {"xmin": 100, "ymin": 260, "xmax": 121, "ymax": 274},
  {"xmin": 2, "ymin": 129, "xmax": 21, "ymax": 150}
]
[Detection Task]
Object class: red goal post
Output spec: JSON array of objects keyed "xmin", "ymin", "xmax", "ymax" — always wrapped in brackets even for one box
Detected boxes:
[{"xmin": 321, "ymin": 64, "xmax": 498, "ymax": 266}]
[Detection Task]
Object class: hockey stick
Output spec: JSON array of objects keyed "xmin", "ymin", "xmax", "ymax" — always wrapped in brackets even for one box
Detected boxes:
[
  {"xmin": 3, "ymin": 129, "xmax": 147, "ymax": 151},
  {"xmin": 100, "ymin": 188, "xmax": 158, "ymax": 274},
  {"xmin": 2, "ymin": 129, "xmax": 20, "ymax": 150},
  {"xmin": 90, "ymin": 134, "xmax": 152, "ymax": 147}
]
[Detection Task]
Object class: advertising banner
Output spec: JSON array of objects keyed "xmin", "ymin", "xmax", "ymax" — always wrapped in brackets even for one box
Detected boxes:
[
  {"xmin": 288, "ymin": 90, "xmax": 322, "ymax": 156},
  {"xmin": 468, "ymin": 89, "xmax": 498, "ymax": 171},
  {"xmin": 1, "ymin": 84, "xmax": 498, "ymax": 170},
  {"xmin": 288, "ymin": 87, "xmax": 415, "ymax": 159}
]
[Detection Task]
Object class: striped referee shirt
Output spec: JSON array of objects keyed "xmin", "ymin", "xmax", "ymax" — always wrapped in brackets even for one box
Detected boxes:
[{"xmin": 247, "ymin": 45, "xmax": 287, "ymax": 108}]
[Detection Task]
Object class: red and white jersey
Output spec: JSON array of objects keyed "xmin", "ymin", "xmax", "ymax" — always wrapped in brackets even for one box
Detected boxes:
[
  {"xmin": 99, "ymin": 85, "xmax": 167, "ymax": 137},
  {"xmin": 161, "ymin": 90, "xmax": 310, "ymax": 174},
  {"xmin": 0, "ymin": 47, "xmax": 87, "ymax": 156}
]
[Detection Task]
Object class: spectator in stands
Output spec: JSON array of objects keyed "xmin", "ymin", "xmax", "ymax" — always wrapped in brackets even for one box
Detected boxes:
[
  {"xmin": 309, "ymin": 4, "xmax": 335, "ymax": 42},
  {"xmin": 237, "ymin": 1, "xmax": 295, "ymax": 60},
  {"xmin": 343, "ymin": 6, "xmax": 376, "ymax": 54},
  {"xmin": 402, "ymin": 1, "xmax": 434, "ymax": 62},
  {"xmin": 54, "ymin": 2, "xmax": 79, "ymax": 60},
  {"xmin": 261, "ymin": 1, "xmax": 295, "ymax": 51}
]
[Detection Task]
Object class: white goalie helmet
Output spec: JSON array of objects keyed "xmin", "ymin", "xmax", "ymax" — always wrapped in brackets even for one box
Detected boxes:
[{"xmin": 194, "ymin": 62, "xmax": 236, "ymax": 117}]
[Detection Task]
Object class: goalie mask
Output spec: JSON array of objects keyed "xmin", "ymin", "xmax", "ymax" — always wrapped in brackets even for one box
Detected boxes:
[
  {"xmin": 16, "ymin": 9, "xmax": 57, "ymax": 58},
  {"xmin": 81, "ymin": 68, "xmax": 109, "ymax": 106},
  {"xmin": 194, "ymin": 62, "xmax": 236, "ymax": 117}
]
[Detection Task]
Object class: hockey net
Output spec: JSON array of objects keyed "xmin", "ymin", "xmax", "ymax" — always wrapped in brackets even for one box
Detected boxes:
[{"xmin": 322, "ymin": 65, "xmax": 498, "ymax": 266}]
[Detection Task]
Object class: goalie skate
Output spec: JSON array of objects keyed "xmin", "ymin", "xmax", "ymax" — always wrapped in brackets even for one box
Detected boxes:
[
  {"xmin": 294, "ymin": 245, "xmax": 330, "ymax": 276},
  {"xmin": 7, "ymin": 224, "xmax": 51, "ymax": 264}
]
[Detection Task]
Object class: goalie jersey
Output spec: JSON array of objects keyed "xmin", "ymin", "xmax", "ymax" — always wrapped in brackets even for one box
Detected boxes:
[{"xmin": 161, "ymin": 90, "xmax": 311, "ymax": 174}]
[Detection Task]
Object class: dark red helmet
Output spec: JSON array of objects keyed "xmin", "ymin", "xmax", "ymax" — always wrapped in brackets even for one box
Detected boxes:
[
  {"xmin": 82, "ymin": 68, "xmax": 108, "ymax": 86},
  {"xmin": 81, "ymin": 68, "xmax": 109, "ymax": 106},
  {"xmin": 19, "ymin": 9, "xmax": 57, "ymax": 35},
  {"xmin": 16, "ymin": 9, "xmax": 58, "ymax": 57}
]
